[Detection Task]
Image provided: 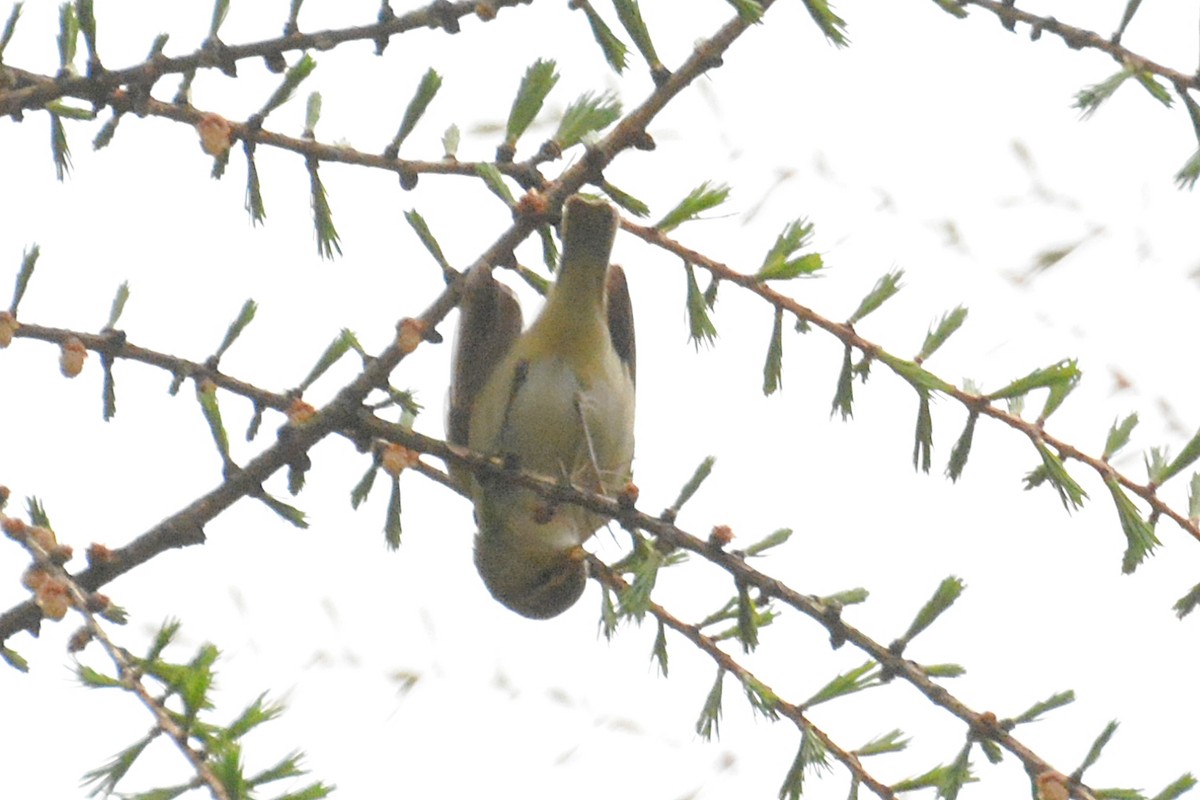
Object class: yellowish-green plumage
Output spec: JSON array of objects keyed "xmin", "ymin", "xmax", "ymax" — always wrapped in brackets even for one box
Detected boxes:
[{"xmin": 449, "ymin": 196, "xmax": 635, "ymax": 618}]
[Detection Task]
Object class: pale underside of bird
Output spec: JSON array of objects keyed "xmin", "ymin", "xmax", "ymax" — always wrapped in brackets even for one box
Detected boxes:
[{"xmin": 448, "ymin": 195, "xmax": 636, "ymax": 619}]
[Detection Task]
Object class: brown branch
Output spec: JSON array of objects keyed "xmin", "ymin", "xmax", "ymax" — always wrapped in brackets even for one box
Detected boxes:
[
  {"xmin": 350, "ymin": 414, "xmax": 1093, "ymax": 798},
  {"xmin": 0, "ymin": 0, "xmax": 766, "ymax": 643},
  {"xmin": 0, "ymin": 0, "xmax": 533, "ymax": 118},
  {"xmin": 0, "ymin": 4, "xmax": 1142, "ymax": 795},
  {"xmin": 11, "ymin": 322, "xmax": 290, "ymax": 413},
  {"xmin": 589, "ymin": 557, "xmax": 898, "ymax": 800},
  {"xmin": 622, "ymin": 220, "xmax": 1200, "ymax": 547},
  {"xmin": 959, "ymin": 0, "xmax": 1200, "ymax": 91},
  {"xmin": 0, "ymin": 1, "xmax": 768, "ymax": 198},
  {"xmin": 11, "ymin": 533, "xmax": 232, "ymax": 800},
  {"xmin": 0, "ymin": 276, "xmax": 1104, "ymax": 799},
  {"xmin": 98, "ymin": 89, "xmax": 546, "ymax": 188}
]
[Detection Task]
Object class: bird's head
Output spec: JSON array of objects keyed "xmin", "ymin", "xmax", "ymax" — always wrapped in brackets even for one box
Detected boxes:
[{"xmin": 473, "ymin": 517, "xmax": 588, "ymax": 619}]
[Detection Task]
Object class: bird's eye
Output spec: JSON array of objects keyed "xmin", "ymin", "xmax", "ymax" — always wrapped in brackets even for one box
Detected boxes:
[{"xmin": 534, "ymin": 567, "xmax": 559, "ymax": 588}]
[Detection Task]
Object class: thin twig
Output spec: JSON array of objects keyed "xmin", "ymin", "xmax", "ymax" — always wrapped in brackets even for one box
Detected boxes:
[
  {"xmin": 0, "ymin": 0, "xmax": 768, "ymax": 644},
  {"xmin": 0, "ymin": 0, "xmax": 534, "ymax": 117},
  {"xmin": 624, "ymin": 220, "xmax": 1200, "ymax": 545},
  {"xmin": 12, "ymin": 535, "xmax": 232, "ymax": 800},
  {"xmin": 589, "ymin": 557, "xmax": 898, "ymax": 800}
]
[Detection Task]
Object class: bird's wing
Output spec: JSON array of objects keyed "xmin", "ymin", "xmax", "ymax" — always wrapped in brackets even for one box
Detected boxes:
[
  {"xmin": 448, "ymin": 267, "xmax": 523, "ymax": 453},
  {"xmin": 606, "ymin": 264, "xmax": 636, "ymax": 385}
]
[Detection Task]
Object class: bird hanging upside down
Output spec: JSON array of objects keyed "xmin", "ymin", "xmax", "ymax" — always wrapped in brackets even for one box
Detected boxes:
[{"xmin": 448, "ymin": 195, "xmax": 636, "ymax": 618}]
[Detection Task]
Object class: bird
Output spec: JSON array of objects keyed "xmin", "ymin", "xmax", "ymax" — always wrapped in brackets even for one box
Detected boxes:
[{"xmin": 448, "ymin": 195, "xmax": 636, "ymax": 619}]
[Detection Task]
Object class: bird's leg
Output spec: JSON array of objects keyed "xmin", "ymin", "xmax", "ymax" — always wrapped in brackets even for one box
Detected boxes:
[{"xmin": 572, "ymin": 391, "xmax": 607, "ymax": 496}]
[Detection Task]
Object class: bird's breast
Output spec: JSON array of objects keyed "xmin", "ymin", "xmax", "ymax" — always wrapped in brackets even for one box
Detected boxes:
[{"xmin": 497, "ymin": 351, "xmax": 634, "ymax": 489}]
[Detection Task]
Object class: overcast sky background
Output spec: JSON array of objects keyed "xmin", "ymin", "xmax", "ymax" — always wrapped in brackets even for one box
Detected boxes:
[{"xmin": 1, "ymin": 1, "xmax": 1198, "ymax": 798}]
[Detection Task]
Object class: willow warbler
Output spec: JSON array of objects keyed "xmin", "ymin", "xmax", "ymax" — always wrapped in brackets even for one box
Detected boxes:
[{"xmin": 449, "ymin": 195, "xmax": 636, "ymax": 619}]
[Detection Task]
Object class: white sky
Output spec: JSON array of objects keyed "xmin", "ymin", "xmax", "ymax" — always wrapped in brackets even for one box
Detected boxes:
[{"xmin": 1, "ymin": 1, "xmax": 1198, "ymax": 798}]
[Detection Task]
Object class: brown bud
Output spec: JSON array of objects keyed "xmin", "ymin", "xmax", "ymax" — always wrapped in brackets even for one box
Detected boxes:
[
  {"xmin": 34, "ymin": 578, "xmax": 71, "ymax": 620},
  {"xmin": 67, "ymin": 626, "xmax": 93, "ymax": 653},
  {"xmin": 708, "ymin": 525, "xmax": 734, "ymax": 548},
  {"xmin": 381, "ymin": 443, "xmax": 419, "ymax": 477},
  {"xmin": 396, "ymin": 318, "xmax": 427, "ymax": 355},
  {"xmin": 516, "ymin": 189, "xmax": 549, "ymax": 218},
  {"xmin": 2, "ymin": 515, "xmax": 28, "ymax": 540},
  {"xmin": 87, "ymin": 543, "xmax": 117, "ymax": 567},
  {"xmin": 21, "ymin": 565, "xmax": 50, "ymax": 592},
  {"xmin": 287, "ymin": 398, "xmax": 317, "ymax": 425},
  {"xmin": 1034, "ymin": 770, "xmax": 1070, "ymax": 800},
  {"xmin": 26, "ymin": 525, "xmax": 57, "ymax": 553},
  {"xmin": 60, "ymin": 336, "xmax": 87, "ymax": 377},
  {"xmin": 195, "ymin": 112, "xmax": 234, "ymax": 157},
  {"xmin": 0, "ymin": 310, "xmax": 18, "ymax": 347}
]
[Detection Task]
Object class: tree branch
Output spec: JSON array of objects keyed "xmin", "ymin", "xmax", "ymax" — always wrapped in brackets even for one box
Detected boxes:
[{"xmin": 0, "ymin": 0, "xmax": 535, "ymax": 117}]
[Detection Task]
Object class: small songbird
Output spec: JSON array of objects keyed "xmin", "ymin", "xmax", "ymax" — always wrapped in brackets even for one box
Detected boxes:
[{"xmin": 448, "ymin": 195, "xmax": 636, "ymax": 619}]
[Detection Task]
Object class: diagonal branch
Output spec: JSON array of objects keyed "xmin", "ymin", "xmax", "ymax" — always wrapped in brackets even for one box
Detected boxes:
[
  {"xmin": 622, "ymin": 220, "xmax": 1200, "ymax": 546},
  {"xmin": 0, "ymin": 0, "xmax": 773, "ymax": 643},
  {"xmin": 589, "ymin": 557, "xmax": 898, "ymax": 800},
  {"xmin": 957, "ymin": 0, "xmax": 1199, "ymax": 91},
  {"xmin": 351, "ymin": 413, "xmax": 1097, "ymax": 797},
  {"xmin": 11, "ymin": 532, "xmax": 233, "ymax": 800}
]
